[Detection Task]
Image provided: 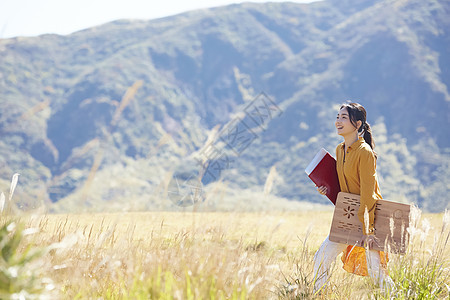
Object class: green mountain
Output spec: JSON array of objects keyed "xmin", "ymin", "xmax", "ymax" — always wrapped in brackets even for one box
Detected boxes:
[{"xmin": 0, "ymin": 0, "xmax": 449, "ymax": 212}]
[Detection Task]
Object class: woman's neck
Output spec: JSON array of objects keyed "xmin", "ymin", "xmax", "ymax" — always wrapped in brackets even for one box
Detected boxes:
[{"xmin": 344, "ymin": 132, "xmax": 359, "ymax": 151}]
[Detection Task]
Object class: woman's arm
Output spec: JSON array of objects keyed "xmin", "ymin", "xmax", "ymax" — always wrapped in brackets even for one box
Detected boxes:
[{"xmin": 358, "ymin": 149, "xmax": 378, "ymax": 235}]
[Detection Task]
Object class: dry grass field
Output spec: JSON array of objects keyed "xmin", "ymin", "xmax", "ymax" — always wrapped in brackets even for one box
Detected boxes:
[{"xmin": 1, "ymin": 209, "xmax": 448, "ymax": 299}]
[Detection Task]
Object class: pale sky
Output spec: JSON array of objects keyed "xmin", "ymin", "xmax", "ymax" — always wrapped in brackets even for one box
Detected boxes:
[{"xmin": 0, "ymin": 0, "xmax": 317, "ymax": 38}]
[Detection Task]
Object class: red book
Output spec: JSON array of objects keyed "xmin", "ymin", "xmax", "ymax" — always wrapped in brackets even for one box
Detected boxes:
[{"xmin": 305, "ymin": 148, "xmax": 340, "ymax": 205}]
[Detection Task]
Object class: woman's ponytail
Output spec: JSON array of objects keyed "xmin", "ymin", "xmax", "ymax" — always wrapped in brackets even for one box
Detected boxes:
[{"xmin": 361, "ymin": 122, "xmax": 377, "ymax": 158}]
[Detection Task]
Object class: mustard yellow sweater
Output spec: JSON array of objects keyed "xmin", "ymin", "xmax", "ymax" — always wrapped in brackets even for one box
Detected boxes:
[{"xmin": 336, "ymin": 137, "xmax": 382, "ymax": 235}]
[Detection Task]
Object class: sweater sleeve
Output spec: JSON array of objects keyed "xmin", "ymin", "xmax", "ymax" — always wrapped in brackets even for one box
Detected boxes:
[{"xmin": 358, "ymin": 148, "xmax": 378, "ymax": 235}]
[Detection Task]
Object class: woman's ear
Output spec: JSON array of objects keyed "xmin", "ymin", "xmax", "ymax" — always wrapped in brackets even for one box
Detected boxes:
[{"xmin": 356, "ymin": 120, "xmax": 362, "ymax": 131}]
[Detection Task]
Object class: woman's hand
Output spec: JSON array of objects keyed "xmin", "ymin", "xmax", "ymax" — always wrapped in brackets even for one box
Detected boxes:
[
  {"xmin": 317, "ymin": 186, "xmax": 327, "ymax": 195},
  {"xmin": 361, "ymin": 234, "xmax": 381, "ymax": 249}
]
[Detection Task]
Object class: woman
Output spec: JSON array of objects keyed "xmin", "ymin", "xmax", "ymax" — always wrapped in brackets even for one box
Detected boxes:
[{"xmin": 313, "ymin": 102, "xmax": 393, "ymax": 292}]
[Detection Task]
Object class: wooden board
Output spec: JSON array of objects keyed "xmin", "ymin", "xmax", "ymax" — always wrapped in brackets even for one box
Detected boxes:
[{"xmin": 329, "ymin": 192, "xmax": 410, "ymax": 254}]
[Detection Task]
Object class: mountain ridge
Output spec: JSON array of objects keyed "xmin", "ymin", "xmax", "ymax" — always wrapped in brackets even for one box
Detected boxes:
[{"xmin": 0, "ymin": 0, "xmax": 449, "ymax": 213}]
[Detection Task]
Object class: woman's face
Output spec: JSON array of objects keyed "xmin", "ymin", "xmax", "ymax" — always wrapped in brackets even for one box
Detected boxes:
[{"xmin": 335, "ymin": 107, "xmax": 359, "ymax": 137}]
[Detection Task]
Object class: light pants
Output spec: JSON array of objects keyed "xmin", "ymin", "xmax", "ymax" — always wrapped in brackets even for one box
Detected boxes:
[{"xmin": 313, "ymin": 235, "xmax": 393, "ymax": 292}]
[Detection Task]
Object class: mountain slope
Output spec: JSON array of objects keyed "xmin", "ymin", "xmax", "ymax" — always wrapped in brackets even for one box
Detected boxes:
[{"xmin": 0, "ymin": 0, "xmax": 448, "ymax": 212}]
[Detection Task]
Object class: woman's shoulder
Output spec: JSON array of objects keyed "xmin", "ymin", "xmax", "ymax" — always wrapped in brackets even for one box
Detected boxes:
[
  {"xmin": 335, "ymin": 142, "xmax": 345, "ymax": 155},
  {"xmin": 335, "ymin": 142, "xmax": 345, "ymax": 150},
  {"xmin": 356, "ymin": 139, "xmax": 376, "ymax": 158}
]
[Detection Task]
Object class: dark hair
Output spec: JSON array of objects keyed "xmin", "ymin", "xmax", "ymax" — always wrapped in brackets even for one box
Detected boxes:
[{"xmin": 340, "ymin": 102, "xmax": 376, "ymax": 156}]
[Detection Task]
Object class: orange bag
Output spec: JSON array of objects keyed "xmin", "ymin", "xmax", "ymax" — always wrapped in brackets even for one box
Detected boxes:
[{"xmin": 341, "ymin": 245, "xmax": 388, "ymax": 276}]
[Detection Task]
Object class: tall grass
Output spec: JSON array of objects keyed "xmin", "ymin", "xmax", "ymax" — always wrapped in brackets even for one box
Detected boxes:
[
  {"xmin": 31, "ymin": 213, "xmax": 286, "ymax": 299},
  {"xmin": 0, "ymin": 174, "xmax": 56, "ymax": 299},
  {"xmin": 1, "ymin": 171, "xmax": 448, "ymax": 299},
  {"xmin": 16, "ymin": 210, "xmax": 447, "ymax": 299},
  {"xmin": 375, "ymin": 209, "xmax": 450, "ymax": 299}
]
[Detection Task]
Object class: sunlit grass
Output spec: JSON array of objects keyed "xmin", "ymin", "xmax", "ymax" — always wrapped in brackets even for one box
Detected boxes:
[
  {"xmin": 26, "ymin": 211, "xmax": 331, "ymax": 299},
  {"xmin": 0, "ymin": 170, "xmax": 448, "ymax": 299},
  {"xmin": 0, "ymin": 209, "xmax": 437, "ymax": 299}
]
